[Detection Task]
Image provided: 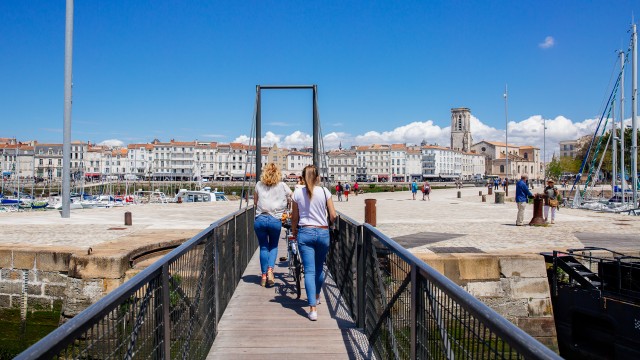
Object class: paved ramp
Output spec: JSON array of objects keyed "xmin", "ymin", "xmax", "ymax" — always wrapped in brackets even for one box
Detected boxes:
[{"xmin": 207, "ymin": 239, "xmax": 372, "ymax": 359}]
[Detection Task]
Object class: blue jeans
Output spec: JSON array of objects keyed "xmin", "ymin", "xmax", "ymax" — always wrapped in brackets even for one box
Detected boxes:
[
  {"xmin": 297, "ymin": 227, "xmax": 330, "ymax": 306},
  {"xmin": 254, "ymin": 215, "xmax": 282, "ymax": 274}
]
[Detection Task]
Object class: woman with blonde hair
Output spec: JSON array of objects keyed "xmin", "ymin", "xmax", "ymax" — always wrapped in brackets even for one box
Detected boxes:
[
  {"xmin": 254, "ymin": 163, "xmax": 292, "ymax": 287},
  {"xmin": 291, "ymin": 165, "xmax": 337, "ymax": 321}
]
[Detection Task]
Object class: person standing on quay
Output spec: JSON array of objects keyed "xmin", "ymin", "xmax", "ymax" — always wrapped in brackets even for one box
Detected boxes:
[
  {"xmin": 422, "ymin": 180, "xmax": 431, "ymax": 201},
  {"xmin": 515, "ymin": 175, "xmax": 534, "ymax": 226},
  {"xmin": 336, "ymin": 181, "xmax": 343, "ymax": 202},
  {"xmin": 344, "ymin": 182, "xmax": 350, "ymax": 201},
  {"xmin": 291, "ymin": 165, "xmax": 336, "ymax": 321},
  {"xmin": 254, "ymin": 163, "xmax": 292, "ymax": 287},
  {"xmin": 411, "ymin": 180, "xmax": 418, "ymax": 200},
  {"xmin": 543, "ymin": 179, "xmax": 559, "ymax": 224}
]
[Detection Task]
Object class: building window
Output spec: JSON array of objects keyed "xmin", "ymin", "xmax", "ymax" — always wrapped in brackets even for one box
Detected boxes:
[{"xmin": 500, "ymin": 165, "xmax": 504, "ymax": 173}]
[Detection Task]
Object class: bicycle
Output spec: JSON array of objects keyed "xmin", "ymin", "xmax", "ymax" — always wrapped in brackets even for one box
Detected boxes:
[{"xmin": 281, "ymin": 215, "xmax": 303, "ymax": 299}]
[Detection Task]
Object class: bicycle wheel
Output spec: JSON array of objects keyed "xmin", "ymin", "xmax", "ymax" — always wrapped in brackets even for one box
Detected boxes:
[{"xmin": 294, "ymin": 256, "xmax": 302, "ymax": 299}]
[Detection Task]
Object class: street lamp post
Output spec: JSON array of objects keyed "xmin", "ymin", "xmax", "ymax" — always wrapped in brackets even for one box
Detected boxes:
[
  {"xmin": 543, "ymin": 118, "xmax": 546, "ymax": 182},
  {"xmin": 504, "ymin": 85, "xmax": 509, "ymax": 196}
]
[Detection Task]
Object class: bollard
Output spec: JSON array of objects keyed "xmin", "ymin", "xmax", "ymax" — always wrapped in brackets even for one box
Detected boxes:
[
  {"xmin": 364, "ymin": 199, "xmax": 377, "ymax": 227},
  {"xmin": 479, "ymin": 190, "xmax": 483, "ymax": 196},
  {"xmin": 177, "ymin": 196, "xmax": 182, "ymax": 204},
  {"xmin": 488, "ymin": 186, "xmax": 493, "ymax": 195},
  {"xmin": 457, "ymin": 191, "xmax": 461, "ymax": 198},
  {"xmin": 529, "ymin": 195, "xmax": 546, "ymax": 226},
  {"xmin": 125, "ymin": 211, "xmax": 132, "ymax": 226},
  {"xmin": 495, "ymin": 192, "xmax": 505, "ymax": 204},
  {"xmin": 482, "ymin": 195, "xmax": 486, "ymax": 202}
]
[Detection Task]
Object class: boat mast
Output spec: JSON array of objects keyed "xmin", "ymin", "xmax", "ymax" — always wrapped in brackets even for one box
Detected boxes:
[
  {"xmin": 632, "ymin": 23, "xmax": 638, "ymax": 207},
  {"xmin": 504, "ymin": 84, "xmax": 509, "ymax": 188},
  {"xmin": 620, "ymin": 50, "xmax": 627, "ymax": 206},
  {"xmin": 612, "ymin": 98, "xmax": 617, "ymax": 194}
]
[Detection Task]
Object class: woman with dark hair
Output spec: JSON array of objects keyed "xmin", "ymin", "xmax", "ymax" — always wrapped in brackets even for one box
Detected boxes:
[
  {"xmin": 291, "ymin": 165, "xmax": 337, "ymax": 321},
  {"xmin": 254, "ymin": 163, "xmax": 292, "ymax": 287}
]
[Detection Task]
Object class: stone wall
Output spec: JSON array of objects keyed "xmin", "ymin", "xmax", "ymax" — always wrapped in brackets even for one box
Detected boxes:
[
  {"xmin": 417, "ymin": 253, "xmax": 558, "ymax": 351},
  {"xmin": 0, "ymin": 251, "xmax": 72, "ymax": 311}
]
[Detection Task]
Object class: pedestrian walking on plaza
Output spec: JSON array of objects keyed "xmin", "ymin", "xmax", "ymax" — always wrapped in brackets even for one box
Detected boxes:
[
  {"xmin": 543, "ymin": 179, "xmax": 559, "ymax": 224},
  {"xmin": 411, "ymin": 180, "xmax": 418, "ymax": 200},
  {"xmin": 254, "ymin": 163, "xmax": 292, "ymax": 287},
  {"xmin": 353, "ymin": 181, "xmax": 359, "ymax": 196},
  {"xmin": 291, "ymin": 165, "xmax": 337, "ymax": 321},
  {"xmin": 515, "ymin": 175, "xmax": 534, "ymax": 226},
  {"xmin": 494, "ymin": 178, "xmax": 499, "ymax": 190},
  {"xmin": 336, "ymin": 182, "xmax": 343, "ymax": 201},
  {"xmin": 502, "ymin": 178, "xmax": 507, "ymax": 191},
  {"xmin": 344, "ymin": 183, "xmax": 350, "ymax": 201},
  {"xmin": 422, "ymin": 181, "xmax": 431, "ymax": 201}
]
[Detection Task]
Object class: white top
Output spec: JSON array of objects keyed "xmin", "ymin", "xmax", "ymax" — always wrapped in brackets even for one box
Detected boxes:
[
  {"xmin": 292, "ymin": 186, "xmax": 331, "ymax": 226},
  {"xmin": 255, "ymin": 181, "xmax": 292, "ymax": 219}
]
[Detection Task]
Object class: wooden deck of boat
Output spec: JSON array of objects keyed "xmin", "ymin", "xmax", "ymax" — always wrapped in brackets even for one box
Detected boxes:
[{"xmin": 207, "ymin": 239, "xmax": 372, "ymax": 360}]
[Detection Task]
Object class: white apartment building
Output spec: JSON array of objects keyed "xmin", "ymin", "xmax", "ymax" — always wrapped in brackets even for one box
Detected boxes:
[
  {"xmin": 326, "ymin": 149, "xmax": 356, "ymax": 182},
  {"xmin": 405, "ymin": 146, "xmax": 423, "ymax": 182},
  {"xmin": 127, "ymin": 144, "xmax": 154, "ymax": 179},
  {"xmin": 421, "ymin": 146, "xmax": 463, "ymax": 180},
  {"xmin": 356, "ymin": 144, "xmax": 391, "ymax": 182},
  {"xmin": 286, "ymin": 151, "xmax": 313, "ymax": 178},
  {"xmin": 559, "ymin": 140, "xmax": 579, "ymax": 158},
  {"xmin": 390, "ymin": 144, "xmax": 407, "ymax": 182}
]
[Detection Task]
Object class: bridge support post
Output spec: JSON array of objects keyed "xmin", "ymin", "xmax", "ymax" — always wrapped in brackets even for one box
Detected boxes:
[{"xmin": 356, "ymin": 225, "xmax": 365, "ymax": 330}]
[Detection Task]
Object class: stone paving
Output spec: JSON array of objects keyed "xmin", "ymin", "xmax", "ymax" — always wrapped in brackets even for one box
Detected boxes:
[
  {"xmin": 333, "ymin": 185, "xmax": 640, "ymax": 256},
  {"xmin": 0, "ymin": 186, "xmax": 638, "ymax": 257}
]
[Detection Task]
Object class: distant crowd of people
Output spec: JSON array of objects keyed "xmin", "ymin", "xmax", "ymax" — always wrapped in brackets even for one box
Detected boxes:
[{"xmin": 333, "ymin": 181, "xmax": 359, "ymax": 201}]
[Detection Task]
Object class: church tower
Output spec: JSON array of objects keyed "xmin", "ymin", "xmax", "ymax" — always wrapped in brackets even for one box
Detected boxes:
[{"xmin": 450, "ymin": 108, "xmax": 472, "ymax": 152}]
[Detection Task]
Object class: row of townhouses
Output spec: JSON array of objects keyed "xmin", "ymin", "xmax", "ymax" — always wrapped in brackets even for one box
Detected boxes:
[{"xmin": 0, "ymin": 108, "xmax": 553, "ymax": 184}]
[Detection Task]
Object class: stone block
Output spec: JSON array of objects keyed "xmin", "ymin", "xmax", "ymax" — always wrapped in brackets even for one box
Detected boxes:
[
  {"xmin": 69, "ymin": 255, "xmax": 129, "ymax": 280},
  {"xmin": 418, "ymin": 257, "xmax": 446, "ymax": 275},
  {"xmin": 506, "ymin": 277, "xmax": 551, "ymax": 299},
  {"xmin": 0, "ymin": 250, "xmax": 11, "ymax": 268},
  {"xmin": 499, "ymin": 256, "xmax": 547, "ymax": 278},
  {"xmin": 62, "ymin": 278, "xmax": 105, "ymax": 317},
  {"xmin": 458, "ymin": 256, "xmax": 500, "ymax": 281},
  {"xmin": 13, "ymin": 251, "xmax": 36, "ymax": 269},
  {"xmin": 27, "ymin": 284, "xmax": 42, "ymax": 296},
  {"xmin": 516, "ymin": 317, "xmax": 557, "ymax": 338},
  {"xmin": 0, "ymin": 281, "xmax": 22, "ymax": 294},
  {"xmin": 28, "ymin": 296, "xmax": 53, "ymax": 310},
  {"xmin": 10, "ymin": 295, "xmax": 20, "ymax": 308},
  {"xmin": 36, "ymin": 252, "xmax": 71, "ymax": 272},
  {"xmin": 45, "ymin": 284, "xmax": 67, "ymax": 298},
  {"xmin": 39, "ymin": 271, "xmax": 67, "ymax": 284},
  {"xmin": 527, "ymin": 298, "xmax": 553, "ymax": 317},
  {"xmin": 481, "ymin": 297, "xmax": 528, "ymax": 321},
  {"xmin": 1, "ymin": 269, "xmax": 23, "ymax": 281},
  {"xmin": 103, "ymin": 278, "xmax": 124, "ymax": 294},
  {"xmin": 465, "ymin": 281, "xmax": 505, "ymax": 298},
  {"xmin": 0, "ymin": 294, "xmax": 10, "ymax": 308}
]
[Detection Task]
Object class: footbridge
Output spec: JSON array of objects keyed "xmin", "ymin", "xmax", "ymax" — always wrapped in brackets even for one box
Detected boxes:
[{"xmin": 17, "ymin": 206, "xmax": 560, "ymax": 359}]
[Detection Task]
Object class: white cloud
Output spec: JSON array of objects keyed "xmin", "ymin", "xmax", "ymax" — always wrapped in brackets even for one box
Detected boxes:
[
  {"xmin": 539, "ymin": 36, "xmax": 555, "ymax": 49},
  {"xmin": 354, "ymin": 120, "xmax": 446, "ymax": 146},
  {"xmin": 269, "ymin": 122, "xmax": 291, "ymax": 127},
  {"xmin": 98, "ymin": 139, "xmax": 124, "ymax": 147},
  {"xmin": 231, "ymin": 114, "xmax": 611, "ymax": 163}
]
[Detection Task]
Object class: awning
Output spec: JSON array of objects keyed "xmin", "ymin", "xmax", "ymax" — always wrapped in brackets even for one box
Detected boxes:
[
  {"xmin": 84, "ymin": 173, "xmax": 101, "ymax": 177},
  {"xmin": 378, "ymin": 175, "xmax": 389, "ymax": 178},
  {"xmin": 423, "ymin": 174, "xmax": 439, "ymax": 178},
  {"xmin": 439, "ymin": 175, "xmax": 460, "ymax": 178}
]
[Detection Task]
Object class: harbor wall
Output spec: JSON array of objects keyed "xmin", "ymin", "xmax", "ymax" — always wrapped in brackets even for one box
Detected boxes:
[{"xmin": 417, "ymin": 253, "xmax": 558, "ymax": 351}]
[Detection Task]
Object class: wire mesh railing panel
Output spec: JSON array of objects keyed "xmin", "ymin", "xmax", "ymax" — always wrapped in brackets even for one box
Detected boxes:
[
  {"xmin": 327, "ymin": 216, "xmax": 359, "ymax": 320},
  {"xmin": 214, "ymin": 218, "xmax": 235, "ymax": 318},
  {"xmin": 416, "ymin": 274, "xmax": 523, "ymax": 360},
  {"xmin": 49, "ymin": 273, "xmax": 165, "ymax": 360},
  {"xmin": 18, "ymin": 206, "xmax": 258, "ymax": 360},
  {"xmin": 326, "ymin": 214, "xmax": 561, "ymax": 360}
]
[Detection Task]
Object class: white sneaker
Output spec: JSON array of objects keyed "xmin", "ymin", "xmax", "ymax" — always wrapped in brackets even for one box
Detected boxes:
[{"xmin": 308, "ymin": 311, "xmax": 317, "ymax": 321}]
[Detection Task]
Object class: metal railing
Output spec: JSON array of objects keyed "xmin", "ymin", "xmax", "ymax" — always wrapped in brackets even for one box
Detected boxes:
[
  {"xmin": 17, "ymin": 206, "xmax": 256, "ymax": 360},
  {"xmin": 327, "ymin": 213, "xmax": 562, "ymax": 360}
]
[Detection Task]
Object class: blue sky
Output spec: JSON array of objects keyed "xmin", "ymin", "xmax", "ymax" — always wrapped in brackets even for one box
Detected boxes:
[{"xmin": 1, "ymin": 1, "xmax": 640, "ymax": 159}]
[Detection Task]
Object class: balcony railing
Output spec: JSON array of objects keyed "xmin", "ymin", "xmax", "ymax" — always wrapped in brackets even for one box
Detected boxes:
[
  {"xmin": 16, "ymin": 207, "xmax": 256, "ymax": 360},
  {"xmin": 327, "ymin": 213, "xmax": 561, "ymax": 360}
]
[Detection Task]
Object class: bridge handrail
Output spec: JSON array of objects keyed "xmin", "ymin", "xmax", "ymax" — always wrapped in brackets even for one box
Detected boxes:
[
  {"xmin": 328, "ymin": 212, "xmax": 561, "ymax": 360},
  {"xmin": 17, "ymin": 206, "xmax": 256, "ymax": 360}
]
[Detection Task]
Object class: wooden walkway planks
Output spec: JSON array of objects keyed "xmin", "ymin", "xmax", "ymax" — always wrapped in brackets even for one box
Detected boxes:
[{"xmin": 207, "ymin": 237, "xmax": 372, "ymax": 359}]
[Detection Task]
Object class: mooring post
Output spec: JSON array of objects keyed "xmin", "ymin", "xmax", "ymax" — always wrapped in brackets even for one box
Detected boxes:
[
  {"xmin": 529, "ymin": 195, "xmax": 546, "ymax": 226},
  {"xmin": 125, "ymin": 211, "xmax": 132, "ymax": 226},
  {"xmin": 364, "ymin": 199, "xmax": 377, "ymax": 227}
]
